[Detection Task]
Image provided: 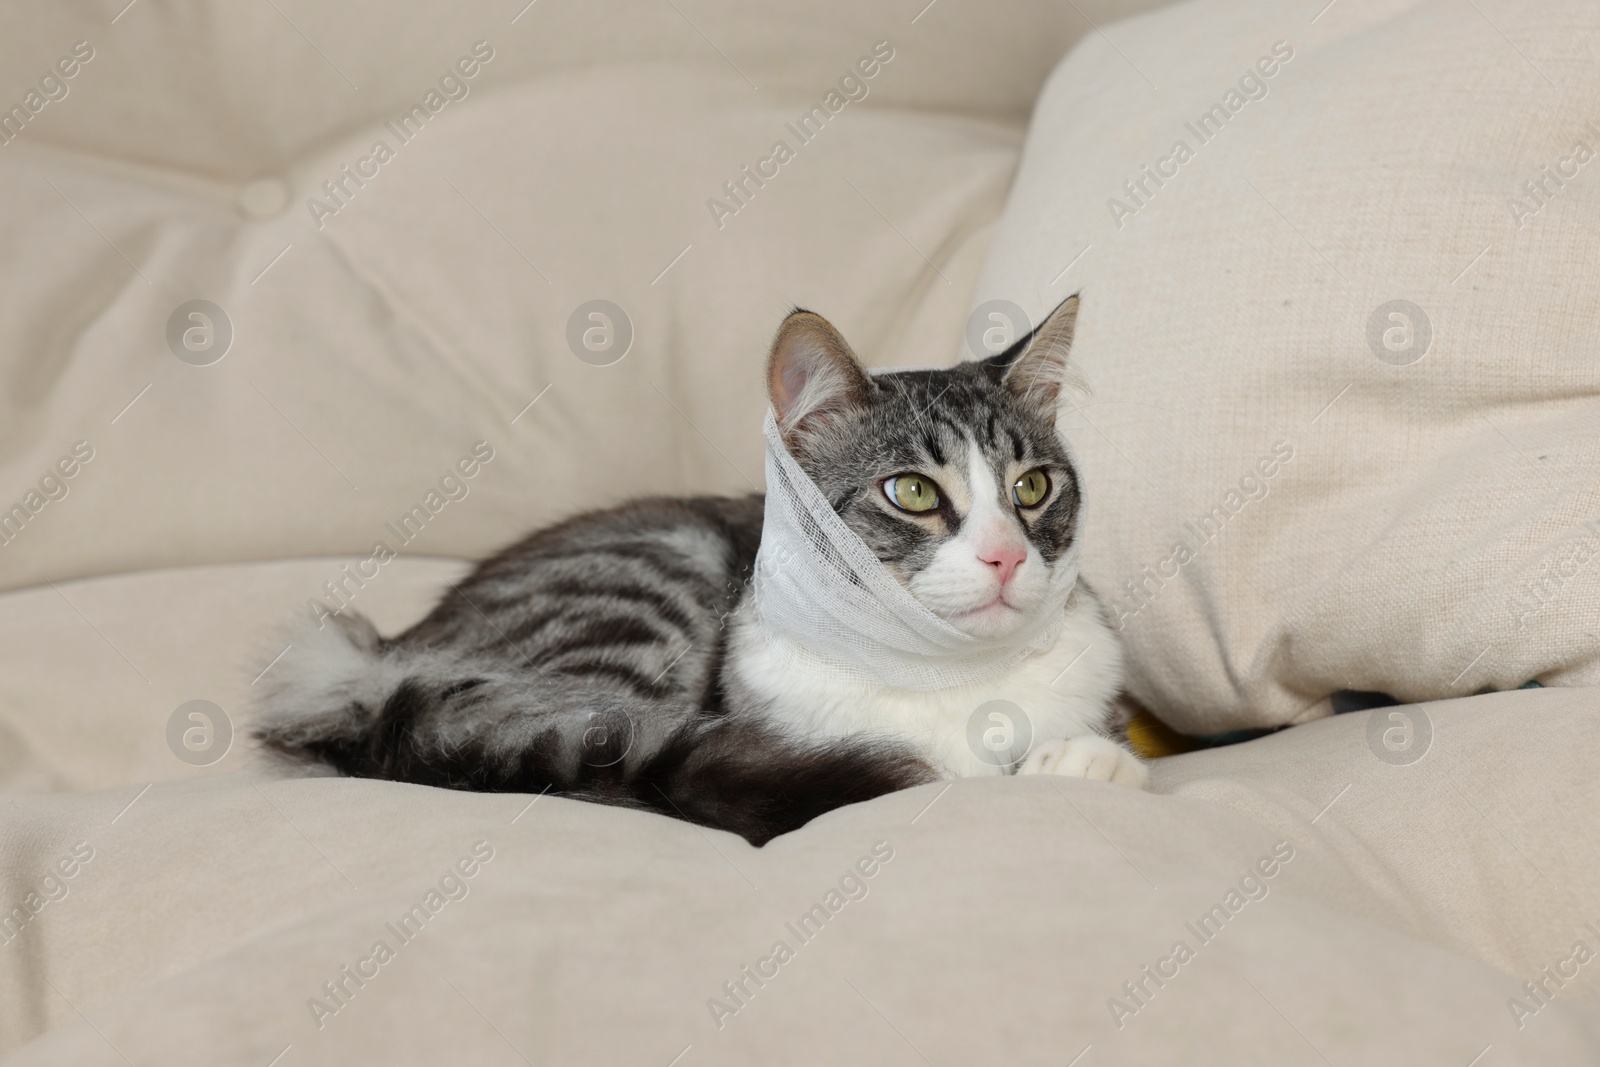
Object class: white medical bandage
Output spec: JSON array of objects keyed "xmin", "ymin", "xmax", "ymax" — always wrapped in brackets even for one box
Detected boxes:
[{"xmin": 749, "ymin": 408, "xmax": 1082, "ymax": 691}]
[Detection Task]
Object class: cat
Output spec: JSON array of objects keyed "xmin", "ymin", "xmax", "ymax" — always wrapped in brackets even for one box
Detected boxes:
[{"xmin": 254, "ymin": 294, "xmax": 1146, "ymax": 846}]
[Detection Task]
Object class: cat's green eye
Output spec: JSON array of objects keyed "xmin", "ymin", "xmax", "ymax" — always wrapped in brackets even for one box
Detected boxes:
[
  {"xmin": 1012, "ymin": 468, "xmax": 1051, "ymax": 508},
  {"xmin": 884, "ymin": 474, "xmax": 940, "ymax": 513}
]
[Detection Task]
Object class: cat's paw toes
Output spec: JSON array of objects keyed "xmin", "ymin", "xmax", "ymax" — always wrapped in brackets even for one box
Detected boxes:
[{"xmin": 1019, "ymin": 735, "xmax": 1148, "ymax": 789}]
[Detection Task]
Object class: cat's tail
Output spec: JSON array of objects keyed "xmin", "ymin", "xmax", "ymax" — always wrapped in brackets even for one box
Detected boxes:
[
  {"xmin": 252, "ymin": 611, "xmax": 938, "ymax": 846},
  {"xmin": 623, "ymin": 711, "xmax": 940, "ymax": 847}
]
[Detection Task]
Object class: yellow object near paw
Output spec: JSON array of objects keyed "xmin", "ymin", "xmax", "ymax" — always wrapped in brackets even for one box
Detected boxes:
[{"xmin": 1125, "ymin": 710, "xmax": 1198, "ymax": 759}]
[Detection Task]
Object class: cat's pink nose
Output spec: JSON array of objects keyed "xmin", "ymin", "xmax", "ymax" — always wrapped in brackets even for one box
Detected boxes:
[{"xmin": 978, "ymin": 544, "xmax": 1027, "ymax": 587}]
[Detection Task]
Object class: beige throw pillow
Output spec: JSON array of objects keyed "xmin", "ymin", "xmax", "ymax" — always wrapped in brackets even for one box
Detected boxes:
[{"xmin": 973, "ymin": 0, "xmax": 1600, "ymax": 731}]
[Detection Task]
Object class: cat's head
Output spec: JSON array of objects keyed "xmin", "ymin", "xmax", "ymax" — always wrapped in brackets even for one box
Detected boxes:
[{"xmin": 766, "ymin": 296, "xmax": 1083, "ymax": 641}]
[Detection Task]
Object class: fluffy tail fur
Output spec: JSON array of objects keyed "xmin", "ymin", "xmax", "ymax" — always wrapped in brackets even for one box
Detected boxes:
[{"xmin": 253, "ymin": 613, "xmax": 936, "ymax": 846}]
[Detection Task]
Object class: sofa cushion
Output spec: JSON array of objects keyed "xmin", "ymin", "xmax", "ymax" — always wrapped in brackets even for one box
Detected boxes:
[{"xmin": 973, "ymin": 0, "xmax": 1600, "ymax": 731}]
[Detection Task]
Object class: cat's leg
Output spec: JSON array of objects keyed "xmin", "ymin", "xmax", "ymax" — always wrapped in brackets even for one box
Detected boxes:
[{"xmin": 1018, "ymin": 734, "xmax": 1148, "ymax": 788}]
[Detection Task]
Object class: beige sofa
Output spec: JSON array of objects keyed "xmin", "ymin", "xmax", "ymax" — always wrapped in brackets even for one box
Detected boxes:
[{"xmin": 2, "ymin": 1, "xmax": 1597, "ymax": 1063}]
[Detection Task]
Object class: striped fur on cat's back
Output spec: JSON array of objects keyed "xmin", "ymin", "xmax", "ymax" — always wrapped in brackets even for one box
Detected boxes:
[
  {"xmin": 255, "ymin": 295, "xmax": 1143, "ymax": 845},
  {"xmin": 254, "ymin": 495, "xmax": 934, "ymax": 845}
]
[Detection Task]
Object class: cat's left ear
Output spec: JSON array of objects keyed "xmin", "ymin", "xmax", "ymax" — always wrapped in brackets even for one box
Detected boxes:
[{"xmin": 994, "ymin": 294, "xmax": 1079, "ymax": 420}]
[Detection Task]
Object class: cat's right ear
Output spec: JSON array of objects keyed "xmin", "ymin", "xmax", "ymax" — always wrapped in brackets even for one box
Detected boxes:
[
  {"xmin": 767, "ymin": 310, "xmax": 872, "ymax": 453},
  {"xmin": 995, "ymin": 294, "xmax": 1079, "ymax": 419}
]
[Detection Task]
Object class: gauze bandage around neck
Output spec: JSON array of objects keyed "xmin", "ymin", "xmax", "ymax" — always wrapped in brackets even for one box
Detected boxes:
[{"xmin": 748, "ymin": 407, "xmax": 1082, "ymax": 691}]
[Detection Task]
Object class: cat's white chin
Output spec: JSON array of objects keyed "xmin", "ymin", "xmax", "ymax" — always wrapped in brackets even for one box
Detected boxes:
[{"xmin": 946, "ymin": 596, "xmax": 1027, "ymax": 639}]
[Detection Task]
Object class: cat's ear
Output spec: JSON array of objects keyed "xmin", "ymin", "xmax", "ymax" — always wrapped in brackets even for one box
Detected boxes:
[
  {"xmin": 997, "ymin": 294, "xmax": 1079, "ymax": 420},
  {"xmin": 767, "ymin": 309, "xmax": 872, "ymax": 452}
]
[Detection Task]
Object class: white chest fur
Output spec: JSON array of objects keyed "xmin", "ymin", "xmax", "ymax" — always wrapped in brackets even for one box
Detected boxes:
[{"xmin": 725, "ymin": 588, "xmax": 1124, "ymax": 778}]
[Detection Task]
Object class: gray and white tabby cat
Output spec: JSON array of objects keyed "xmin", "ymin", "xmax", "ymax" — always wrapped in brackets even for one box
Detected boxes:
[{"xmin": 255, "ymin": 295, "xmax": 1145, "ymax": 845}]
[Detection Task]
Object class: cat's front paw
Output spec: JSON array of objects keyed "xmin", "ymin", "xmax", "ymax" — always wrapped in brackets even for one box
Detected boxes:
[{"xmin": 1019, "ymin": 735, "xmax": 1148, "ymax": 789}]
